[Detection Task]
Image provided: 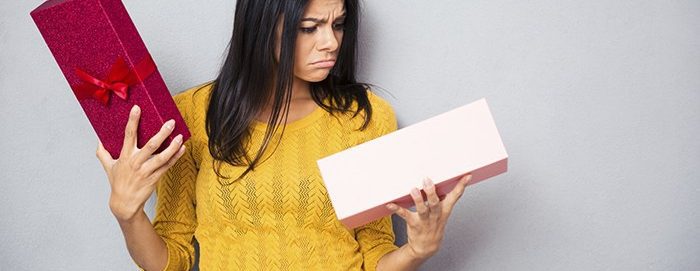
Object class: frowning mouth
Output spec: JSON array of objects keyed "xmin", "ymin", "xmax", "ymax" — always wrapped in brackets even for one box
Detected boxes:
[
  {"xmin": 311, "ymin": 59, "xmax": 336, "ymax": 64},
  {"xmin": 311, "ymin": 59, "xmax": 336, "ymax": 68}
]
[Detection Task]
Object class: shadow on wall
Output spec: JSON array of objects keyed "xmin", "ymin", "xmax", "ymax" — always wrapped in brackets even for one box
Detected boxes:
[{"xmin": 431, "ymin": 175, "xmax": 529, "ymax": 270}]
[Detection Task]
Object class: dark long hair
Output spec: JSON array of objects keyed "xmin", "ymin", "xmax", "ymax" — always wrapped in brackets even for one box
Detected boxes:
[{"xmin": 202, "ymin": 0, "xmax": 373, "ymax": 185}]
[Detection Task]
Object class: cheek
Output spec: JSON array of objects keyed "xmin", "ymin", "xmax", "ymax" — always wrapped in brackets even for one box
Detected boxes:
[
  {"xmin": 294, "ymin": 40, "xmax": 309, "ymax": 64},
  {"xmin": 292, "ymin": 38, "xmax": 315, "ymax": 77},
  {"xmin": 336, "ymin": 32, "xmax": 344, "ymax": 46}
]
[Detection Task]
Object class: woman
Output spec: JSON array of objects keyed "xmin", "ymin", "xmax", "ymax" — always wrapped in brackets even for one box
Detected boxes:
[{"xmin": 96, "ymin": 0, "xmax": 472, "ymax": 270}]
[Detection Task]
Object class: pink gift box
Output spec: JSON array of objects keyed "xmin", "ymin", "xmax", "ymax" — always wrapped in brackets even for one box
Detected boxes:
[
  {"xmin": 317, "ymin": 98, "xmax": 509, "ymax": 229},
  {"xmin": 30, "ymin": 0, "xmax": 190, "ymax": 159}
]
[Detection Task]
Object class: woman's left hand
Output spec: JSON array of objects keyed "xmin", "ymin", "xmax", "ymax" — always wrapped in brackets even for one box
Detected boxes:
[{"xmin": 386, "ymin": 174, "xmax": 472, "ymax": 260}]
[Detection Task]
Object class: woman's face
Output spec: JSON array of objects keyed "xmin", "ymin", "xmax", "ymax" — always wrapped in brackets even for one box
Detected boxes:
[{"xmin": 276, "ymin": 0, "xmax": 346, "ymax": 83}]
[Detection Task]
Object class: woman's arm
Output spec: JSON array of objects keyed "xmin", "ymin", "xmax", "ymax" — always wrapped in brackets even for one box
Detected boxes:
[
  {"xmin": 96, "ymin": 104, "xmax": 193, "ymax": 271},
  {"xmin": 376, "ymin": 244, "xmax": 428, "ymax": 271},
  {"xmin": 116, "ymin": 211, "xmax": 168, "ymax": 271},
  {"xmin": 376, "ymin": 174, "xmax": 472, "ymax": 271}
]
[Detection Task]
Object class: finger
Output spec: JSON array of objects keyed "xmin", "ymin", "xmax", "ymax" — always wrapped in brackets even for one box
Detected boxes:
[
  {"xmin": 423, "ymin": 178, "xmax": 442, "ymax": 217},
  {"xmin": 95, "ymin": 141, "xmax": 114, "ymax": 173},
  {"xmin": 142, "ymin": 134, "xmax": 184, "ymax": 173},
  {"xmin": 121, "ymin": 105, "xmax": 141, "ymax": 156},
  {"xmin": 134, "ymin": 119, "xmax": 176, "ymax": 165},
  {"xmin": 410, "ymin": 187, "xmax": 429, "ymax": 218},
  {"xmin": 386, "ymin": 203, "xmax": 412, "ymax": 223},
  {"xmin": 443, "ymin": 174, "xmax": 472, "ymax": 214},
  {"xmin": 149, "ymin": 144, "xmax": 186, "ymax": 182}
]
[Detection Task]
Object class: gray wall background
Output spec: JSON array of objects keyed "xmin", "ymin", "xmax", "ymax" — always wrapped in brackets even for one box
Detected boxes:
[{"xmin": 1, "ymin": 0, "xmax": 698, "ymax": 270}]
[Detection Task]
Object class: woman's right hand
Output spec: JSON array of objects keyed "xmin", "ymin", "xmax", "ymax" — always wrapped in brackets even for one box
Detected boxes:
[{"xmin": 96, "ymin": 105, "xmax": 186, "ymax": 223}]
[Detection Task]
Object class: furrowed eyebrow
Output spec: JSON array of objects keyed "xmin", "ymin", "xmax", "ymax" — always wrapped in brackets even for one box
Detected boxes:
[
  {"xmin": 300, "ymin": 17, "xmax": 323, "ymax": 23},
  {"xmin": 300, "ymin": 13, "xmax": 346, "ymax": 23}
]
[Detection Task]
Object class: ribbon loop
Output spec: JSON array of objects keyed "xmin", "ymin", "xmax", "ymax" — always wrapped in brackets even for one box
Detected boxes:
[{"xmin": 70, "ymin": 55, "xmax": 156, "ymax": 105}]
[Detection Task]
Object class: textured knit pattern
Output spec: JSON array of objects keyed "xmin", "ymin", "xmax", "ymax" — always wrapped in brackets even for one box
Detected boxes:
[{"xmin": 142, "ymin": 83, "xmax": 400, "ymax": 271}]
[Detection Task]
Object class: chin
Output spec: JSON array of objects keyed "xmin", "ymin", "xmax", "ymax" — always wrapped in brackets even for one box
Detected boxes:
[{"xmin": 300, "ymin": 72, "xmax": 331, "ymax": 83}]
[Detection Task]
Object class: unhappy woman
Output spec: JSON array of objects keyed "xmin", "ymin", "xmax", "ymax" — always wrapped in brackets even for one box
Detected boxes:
[{"xmin": 96, "ymin": 0, "xmax": 472, "ymax": 270}]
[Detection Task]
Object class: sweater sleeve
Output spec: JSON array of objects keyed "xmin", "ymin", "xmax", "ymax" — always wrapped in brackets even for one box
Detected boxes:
[
  {"xmin": 356, "ymin": 216, "xmax": 400, "ymax": 271},
  {"xmin": 136, "ymin": 90, "xmax": 200, "ymax": 271},
  {"xmin": 355, "ymin": 90, "xmax": 400, "ymax": 271}
]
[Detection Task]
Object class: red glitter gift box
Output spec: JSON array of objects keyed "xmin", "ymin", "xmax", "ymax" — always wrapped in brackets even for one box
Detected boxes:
[{"xmin": 30, "ymin": 0, "xmax": 190, "ymax": 159}]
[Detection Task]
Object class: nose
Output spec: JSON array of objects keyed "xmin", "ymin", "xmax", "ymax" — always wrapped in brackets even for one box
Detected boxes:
[{"xmin": 317, "ymin": 27, "xmax": 339, "ymax": 52}]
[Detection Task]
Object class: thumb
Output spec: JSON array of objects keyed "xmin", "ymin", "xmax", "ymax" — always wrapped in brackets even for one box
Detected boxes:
[
  {"xmin": 96, "ymin": 141, "xmax": 115, "ymax": 173},
  {"xmin": 386, "ymin": 203, "xmax": 411, "ymax": 222}
]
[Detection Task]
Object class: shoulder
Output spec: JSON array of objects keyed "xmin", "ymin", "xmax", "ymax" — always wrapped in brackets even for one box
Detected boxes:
[
  {"xmin": 172, "ymin": 81, "xmax": 214, "ymax": 114},
  {"xmin": 366, "ymin": 89, "xmax": 395, "ymax": 119},
  {"xmin": 366, "ymin": 89, "xmax": 396, "ymax": 123},
  {"xmin": 359, "ymin": 89, "xmax": 399, "ymax": 141},
  {"xmin": 171, "ymin": 82, "xmax": 214, "ymax": 143}
]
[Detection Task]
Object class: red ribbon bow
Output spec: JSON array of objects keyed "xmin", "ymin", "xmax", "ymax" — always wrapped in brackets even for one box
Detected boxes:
[{"xmin": 71, "ymin": 55, "xmax": 157, "ymax": 105}]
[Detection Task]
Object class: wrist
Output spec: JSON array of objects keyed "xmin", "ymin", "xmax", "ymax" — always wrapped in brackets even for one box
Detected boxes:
[
  {"xmin": 114, "ymin": 209, "xmax": 148, "ymax": 226},
  {"xmin": 109, "ymin": 197, "xmax": 144, "ymax": 223},
  {"xmin": 402, "ymin": 243, "xmax": 434, "ymax": 262}
]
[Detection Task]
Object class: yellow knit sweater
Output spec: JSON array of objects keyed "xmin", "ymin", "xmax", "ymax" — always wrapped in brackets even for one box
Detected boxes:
[{"xmin": 144, "ymin": 83, "xmax": 399, "ymax": 271}]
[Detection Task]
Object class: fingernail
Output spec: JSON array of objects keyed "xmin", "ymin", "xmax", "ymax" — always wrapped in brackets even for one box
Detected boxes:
[
  {"xmin": 410, "ymin": 188, "xmax": 420, "ymax": 197},
  {"xmin": 386, "ymin": 204, "xmax": 396, "ymax": 211},
  {"xmin": 175, "ymin": 134, "xmax": 183, "ymax": 142},
  {"xmin": 166, "ymin": 120, "xmax": 175, "ymax": 130},
  {"xmin": 463, "ymin": 174, "xmax": 473, "ymax": 184},
  {"xmin": 131, "ymin": 105, "xmax": 139, "ymax": 114}
]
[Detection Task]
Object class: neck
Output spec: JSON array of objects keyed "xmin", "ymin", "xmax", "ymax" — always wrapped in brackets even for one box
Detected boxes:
[
  {"xmin": 256, "ymin": 76, "xmax": 314, "ymax": 122},
  {"xmin": 290, "ymin": 76, "xmax": 311, "ymax": 100}
]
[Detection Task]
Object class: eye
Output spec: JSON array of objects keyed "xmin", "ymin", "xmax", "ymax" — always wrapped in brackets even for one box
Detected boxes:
[
  {"xmin": 300, "ymin": 26, "xmax": 317, "ymax": 33},
  {"xmin": 333, "ymin": 22, "xmax": 345, "ymax": 31}
]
